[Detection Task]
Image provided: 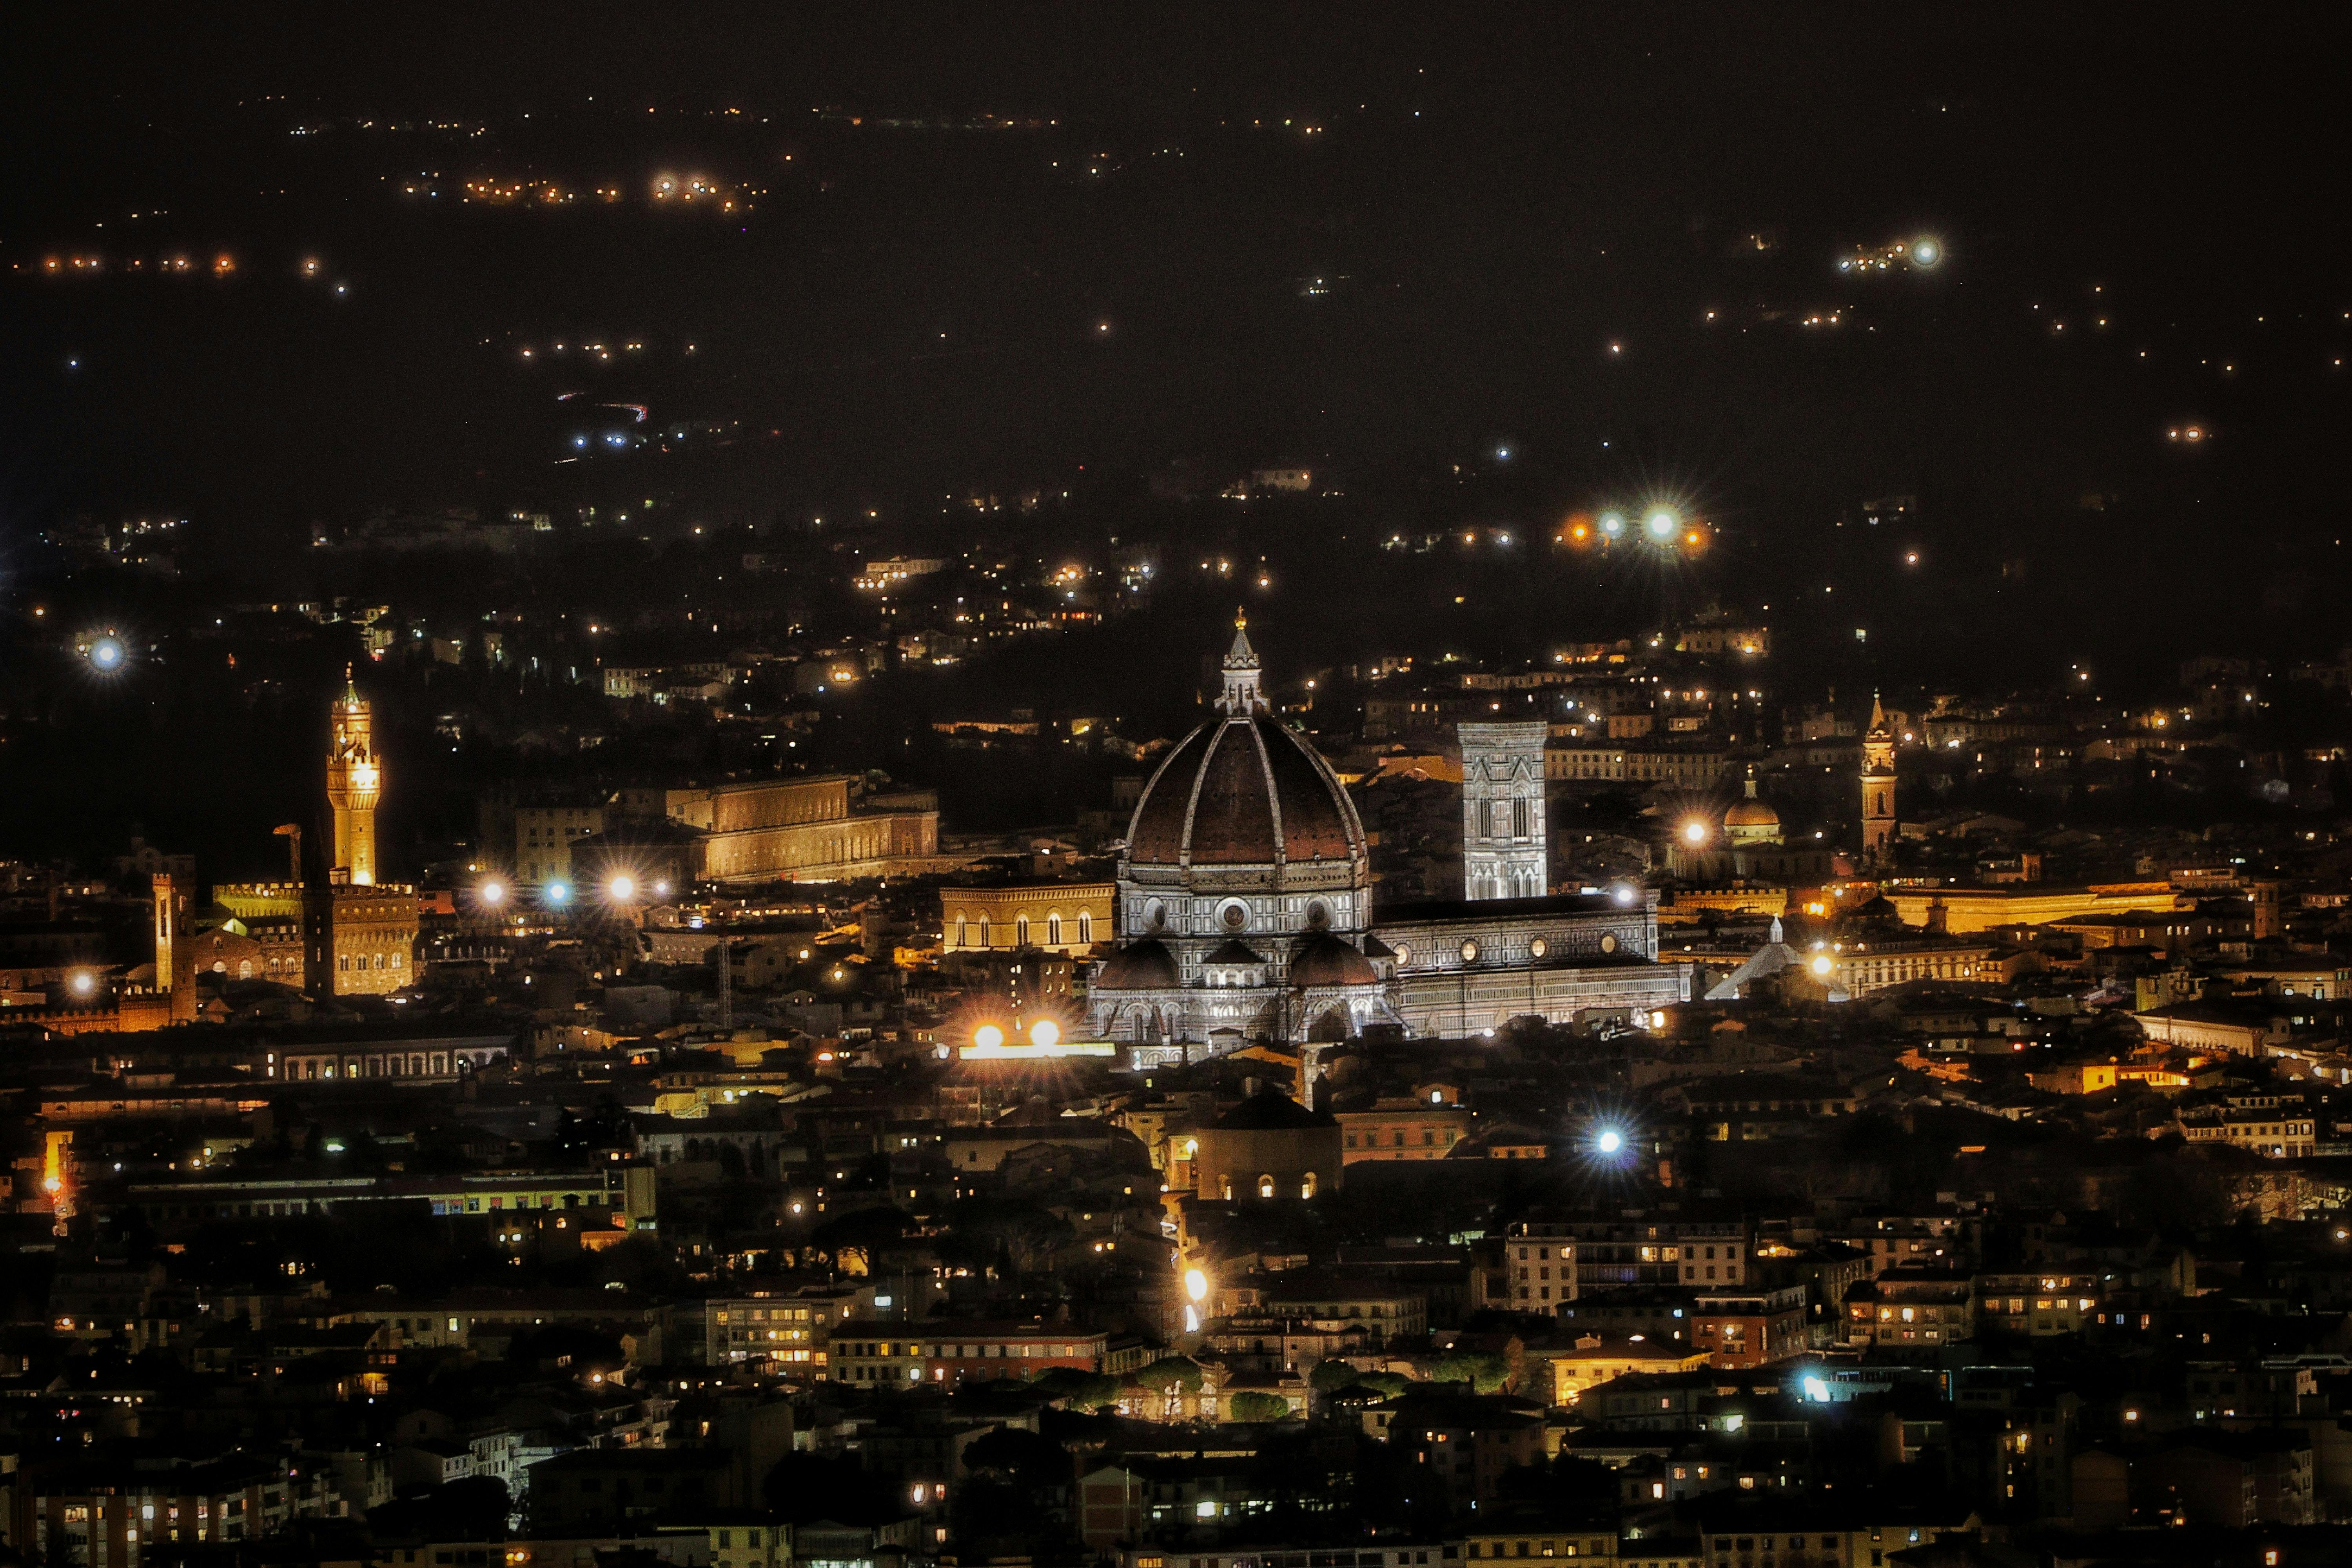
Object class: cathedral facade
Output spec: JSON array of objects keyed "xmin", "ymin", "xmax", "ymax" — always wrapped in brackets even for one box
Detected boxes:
[{"xmin": 1085, "ymin": 623, "xmax": 1688, "ymax": 1054}]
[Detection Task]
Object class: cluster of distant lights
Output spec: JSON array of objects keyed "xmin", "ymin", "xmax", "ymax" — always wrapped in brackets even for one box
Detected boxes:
[
  {"xmin": 37, "ymin": 254, "xmax": 347, "ymax": 295},
  {"xmin": 1838, "ymin": 236, "xmax": 1943, "ymax": 273},
  {"xmin": 474, "ymin": 874, "xmax": 670, "ymax": 910},
  {"xmin": 1559, "ymin": 506, "xmax": 1708, "ymax": 554}
]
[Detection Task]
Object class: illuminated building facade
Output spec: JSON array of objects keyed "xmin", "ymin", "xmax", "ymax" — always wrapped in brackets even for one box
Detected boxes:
[
  {"xmin": 1459, "ymin": 720, "xmax": 1549, "ymax": 900},
  {"xmin": 940, "ymin": 882, "xmax": 1114, "ymax": 954},
  {"xmin": 1087, "ymin": 622, "xmax": 1689, "ymax": 1055}
]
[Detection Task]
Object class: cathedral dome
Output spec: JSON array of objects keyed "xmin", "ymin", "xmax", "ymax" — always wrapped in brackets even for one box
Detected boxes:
[
  {"xmin": 1724, "ymin": 798, "xmax": 1780, "ymax": 830},
  {"xmin": 1124, "ymin": 621, "xmax": 1366, "ymax": 871}
]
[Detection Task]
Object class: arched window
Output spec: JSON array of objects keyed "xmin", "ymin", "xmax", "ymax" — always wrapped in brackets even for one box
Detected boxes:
[
  {"xmin": 1015, "ymin": 916, "xmax": 1030, "ymax": 947},
  {"xmin": 238, "ymin": 960, "xmax": 255, "ymax": 979},
  {"xmin": 1047, "ymin": 914, "xmax": 1063, "ymax": 946},
  {"xmin": 1257, "ymin": 1174, "xmax": 1277, "ymax": 1200},
  {"xmin": 1078, "ymin": 911, "xmax": 1093, "ymax": 943},
  {"xmin": 978, "ymin": 917, "xmax": 992, "ymax": 948},
  {"xmin": 953, "ymin": 916, "xmax": 966, "ymax": 949},
  {"xmin": 1301, "ymin": 1171, "xmax": 1319, "ymax": 1199}
]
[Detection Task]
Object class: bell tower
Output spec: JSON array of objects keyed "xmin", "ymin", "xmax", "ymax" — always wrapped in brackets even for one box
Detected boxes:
[
  {"xmin": 1862, "ymin": 691, "xmax": 1896, "ymax": 862},
  {"xmin": 1459, "ymin": 721, "xmax": 1550, "ymax": 900},
  {"xmin": 325, "ymin": 668, "xmax": 381, "ymax": 886}
]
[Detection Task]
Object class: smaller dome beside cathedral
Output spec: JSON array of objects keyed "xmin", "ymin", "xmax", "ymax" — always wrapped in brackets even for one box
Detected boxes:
[{"xmin": 1723, "ymin": 766, "xmax": 1782, "ymax": 846}]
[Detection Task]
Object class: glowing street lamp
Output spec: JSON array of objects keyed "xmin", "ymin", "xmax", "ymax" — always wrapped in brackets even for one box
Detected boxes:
[
  {"xmin": 86, "ymin": 636, "xmax": 127, "ymax": 673},
  {"xmin": 1645, "ymin": 508, "xmax": 1678, "ymax": 541},
  {"xmin": 1593, "ymin": 1127, "xmax": 1625, "ymax": 1156},
  {"xmin": 1597, "ymin": 510, "xmax": 1626, "ymax": 541},
  {"xmin": 1184, "ymin": 1267, "xmax": 1210, "ymax": 1304},
  {"xmin": 544, "ymin": 881, "xmax": 571, "ymax": 907},
  {"xmin": 973, "ymin": 1023, "xmax": 1005, "ymax": 1052},
  {"xmin": 1028, "ymin": 1018, "xmax": 1061, "ymax": 1049},
  {"xmin": 1682, "ymin": 821, "xmax": 1710, "ymax": 846},
  {"xmin": 607, "ymin": 874, "xmax": 638, "ymax": 902}
]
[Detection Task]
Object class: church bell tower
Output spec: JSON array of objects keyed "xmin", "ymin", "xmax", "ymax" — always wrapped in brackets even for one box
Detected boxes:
[
  {"xmin": 1862, "ymin": 692, "xmax": 1896, "ymax": 862},
  {"xmin": 325, "ymin": 668, "xmax": 381, "ymax": 885}
]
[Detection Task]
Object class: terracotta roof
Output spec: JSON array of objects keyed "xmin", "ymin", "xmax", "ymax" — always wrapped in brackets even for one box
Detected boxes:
[
  {"xmin": 1096, "ymin": 938, "xmax": 1179, "ymax": 989},
  {"xmin": 1289, "ymin": 933, "xmax": 1380, "ymax": 987},
  {"xmin": 1126, "ymin": 715, "xmax": 1364, "ymax": 869}
]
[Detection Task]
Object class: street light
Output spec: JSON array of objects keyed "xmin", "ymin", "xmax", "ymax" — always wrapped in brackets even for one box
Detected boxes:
[
  {"xmin": 479, "ymin": 881, "xmax": 506, "ymax": 907},
  {"xmin": 973, "ymin": 1023, "xmax": 1005, "ymax": 1051},
  {"xmin": 1682, "ymin": 821, "xmax": 1709, "ymax": 846},
  {"xmin": 1028, "ymin": 1018, "xmax": 1061, "ymax": 1049},
  {"xmin": 544, "ymin": 881, "xmax": 571, "ymax": 907},
  {"xmin": 1594, "ymin": 1128, "xmax": 1624, "ymax": 1155},
  {"xmin": 607, "ymin": 874, "xmax": 637, "ymax": 901}
]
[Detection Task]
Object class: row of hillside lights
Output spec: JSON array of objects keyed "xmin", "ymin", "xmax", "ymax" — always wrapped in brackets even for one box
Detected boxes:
[
  {"xmin": 476, "ymin": 875, "xmax": 669, "ymax": 910},
  {"xmin": 1561, "ymin": 506, "xmax": 1707, "ymax": 552},
  {"xmin": 973, "ymin": 1019, "xmax": 1062, "ymax": 1050}
]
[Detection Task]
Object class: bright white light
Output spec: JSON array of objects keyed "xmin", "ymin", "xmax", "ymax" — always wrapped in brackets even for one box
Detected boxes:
[
  {"xmin": 608, "ymin": 875, "xmax": 637, "ymax": 901},
  {"xmin": 1595, "ymin": 1129, "xmax": 1624, "ymax": 1155},
  {"xmin": 1912, "ymin": 238, "xmax": 1942, "ymax": 267},
  {"xmin": 1683, "ymin": 821, "xmax": 1708, "ymax": 845},
  {"xmin": 1184, "ymin": 1267, "xmax": 1209, "ymax": 1303},
  {"xmin": 1810, "ymin": 955, "xmax": 1833, "ymax": 976},
  {"xmin": 973, "ymin": 1023, "xmax": 1005, "ymax": 1051},
  {"xmin": 544, "ymin": 881, "xmax": 571, "ymax": 905},
  {"xmin": 1613, "ymin": 884, "xmax": 1637, "ymax": 906},
  {"xmin": 1803, "ymin": 1376, "xmax": 1833, "ymax": 1403},
  {"xmin": 69, "ymin": 972, "xmax": 96, "ymax": 998},
  {"xmin": 88, "ymin": 637, "xmax": 126, "ymax": 672},
  {"xmin": 1028, "ymin": 1018, "xmax": 1061, "ymax": 1049},
  {"xmin": 478, "ymin": 881, "xmax": 506, "ymax": 906},
  {"xmin": 1598, "ymin": 511, "xmax": 1626, "ymax": 538},
  {"xmin": 1646, "ymin": 509, "xmax": 1677, "ymax": 539}
]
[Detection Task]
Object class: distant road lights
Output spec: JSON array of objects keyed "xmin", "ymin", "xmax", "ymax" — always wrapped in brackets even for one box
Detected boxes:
[
  {"xmin": 1598, "ymin": 511, "xmax": 1626, "ymax": 540},
  {"xmin": 544, "ymin": 881, "xmax": 572, "ymax": 907},
  {"xmin": 1911, "ymin": 237, "xmax": 1943, "ymax": 267},
  {"xmin": 1645, "ymin": 509, "xmax": 1678, "ymax": 541},
  {"xmin": 972, "ymin": 1023, "xmax": 1006, "ymax": 1052},
  {"xmin": 1028, "ymin": 1018, "xmax": 1061, "ymax": 1049},
  {"xmin": 653, "ymin": 881, "xmax": 672, "ymax": 899},
  {"xmin": 87, "ymin": 636, "xmax": 127, "ymax": 673}
]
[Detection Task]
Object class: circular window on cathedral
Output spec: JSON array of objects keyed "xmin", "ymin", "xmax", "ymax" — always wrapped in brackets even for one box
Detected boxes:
[
  {"xmin": 1221, "ymin": 901, "xmax": 1249, "ymax": 930},
  {"xmin": 1528, "ymin": 936, "xmax": 1548, "ymax": 960},
  {"xmin": 1305, "ymin": 901, "xmax": 1329, "ymax": 929},
  {"xmin": 1459, "ymin": 939, "xmax": 1480, "ymax": 963},
  {"xmin": 1390, "ymin": 944, "xmax": 1411, "ymax": 967},
  {"xmin": 1145, "ymin": 898, "xmax": 1167, "ymax": 929},
  {"xmin": 1600, "ymin": 932, "xmax": 1619, "ymax": 953}
]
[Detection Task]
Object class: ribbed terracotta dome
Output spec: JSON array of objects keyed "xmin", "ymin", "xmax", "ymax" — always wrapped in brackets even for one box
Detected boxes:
[
  {"xmin": 1724, "ymin": 799, "xmax": 1780, "ymax": 828},
  {"xmin": 1128, "ymin": 716, "xmax": 1365, "ymax": 867}
]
